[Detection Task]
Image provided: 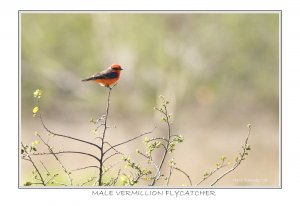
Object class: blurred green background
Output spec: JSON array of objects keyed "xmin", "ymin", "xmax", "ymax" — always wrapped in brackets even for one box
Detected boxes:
[{"xmin": 21, "ymin": 12, "xmax": 280, "ymax": 187}]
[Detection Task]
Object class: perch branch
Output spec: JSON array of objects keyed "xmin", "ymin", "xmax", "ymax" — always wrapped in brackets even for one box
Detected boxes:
[{"xmin": 98, "ymin": 86, "xmax": 114, "ymax": 185}]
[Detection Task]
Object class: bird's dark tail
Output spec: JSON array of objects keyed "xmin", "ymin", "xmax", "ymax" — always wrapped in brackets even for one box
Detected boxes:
[{"xmin": 81, "ymin": 77, "xmax": 95, "ymax": 82}]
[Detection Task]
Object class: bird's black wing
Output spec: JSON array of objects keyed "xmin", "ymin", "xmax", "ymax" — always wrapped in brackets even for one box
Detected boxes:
[
  {"xmin": 93, "ymin": 71, "xmax": 119, "ymax": 79},
  {"xmin": 82, "ymin": 71, "xmax": 118, "ymax": 81}
]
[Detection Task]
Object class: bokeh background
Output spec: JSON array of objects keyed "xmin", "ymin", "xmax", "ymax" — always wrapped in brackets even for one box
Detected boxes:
[{"xmin": 21, "ymin": 12, "xmax": 280, "ymax": 187}]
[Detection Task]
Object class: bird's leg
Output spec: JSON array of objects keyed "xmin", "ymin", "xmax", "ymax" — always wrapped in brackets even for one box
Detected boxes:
[{"xmin": 109, "ymin": 83, "xmax": 118, "ymax": 90}]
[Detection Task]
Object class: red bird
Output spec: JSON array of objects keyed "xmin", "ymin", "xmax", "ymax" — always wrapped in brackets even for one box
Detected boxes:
[{"xmin": 82, "ymin": 64, "xmax": 124, "ymax": 88}]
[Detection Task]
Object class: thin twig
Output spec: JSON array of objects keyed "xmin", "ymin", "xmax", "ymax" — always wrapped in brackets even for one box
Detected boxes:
[
  {"xmin": 81, "ymin": 177, "xmax": 97, "ymax": 186},
  {"xmin": 102, "ymin": 160, "xmax": 124, "ymax": 175},
  {"xmin": 174, "ymin": 167, "xmax": 193, "ymax": 186},
  {"xmin": 166, "ymin": 166, "xmax": 174, "ymax": 186},
  {"xmin": 137, "ymin": 148, "xmax": 160, "ymax": 183},
  {"xmin": 32, "ymin": 151, "xmax": 101, "ymax": 162},
  {"xmin": 151, "ymin": 103, "xmax": 171, "ymax": 186},
  {"xmin": 36, "ymin": 133, "xmax": 73, "ymax": 185},
  {"xmin": 113, "ymin": 169, "xmax": 122, "ymax": 186},
  {"xmin": 50, "ymin": 180, "xmax": 68, "ymax": 186},
  {"xmin": 39, "ymin": 114, "xmax": 102, "ymax": 151},
  {"xmin": 71, "ymin": 165, "xmax": 100, "ymax": 172},
  {"xmin": 137, "ymin": 151, "xmax": 150, "ymax": 159},
  {"xmin": 103, "ymin": 141, "xmax": 123, "ymax": 154},
  {"xmin": 103, "ymin": 152, "xmax": 123, "ymax": 164},
  {"xmin": 93, "ymin": 177, "xmax": 100, "ymax": 186},
  {"xmin": 21, "ymin": 142, "xmax": 46, "ymax": 186},
  {"xmin": 148, "ymin": 137, "xmax": 168, "ymax": 142},
  {"xmin": 45, "ymin": 175, "xmax": 58, "ymax": 185},
  {"xmin": 40, "ymin": 160, "xmax": 50, "ymax": 175},
  {"xmin": 210, "ymin": 126, "xmax": 252, "ymax": 186},
  {"xmin": 104, "ymin": 129, "xmax": 155, "ymax": 155},
  {"xmin": 196, "ymin": 159, "xmax": 226, "ymax": 186}
]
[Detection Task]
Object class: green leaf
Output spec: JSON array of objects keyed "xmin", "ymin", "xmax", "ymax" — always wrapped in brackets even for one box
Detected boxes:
[
  {"xmin": 33, "ymin": 89, "xmax": 42, "ymax": 98},
  {"xmin": 221, "ymin": 155, "xmax": 226, "ymax": 161},
  {"xmin": 120, "ymin": 175, "xmax": 128, "ymax": 186},
  {"xmin": 31, "ymin": 140, "xmax": 40, "ymax": 146},
  {"xmin": 32, "ymin": 106, "xmax": 39, "ymax": 116},
  {"xmin": 92, "ymin": 128, "xmax": 98, "ymax": 134},
  {"xmin": 161, "ymin": 117, "xmax": 167, "ymax": 122},
  {"xmin": 24, "ymin": 181, "xmax": 32, "ymax": 186},
  {"xmin": 143, "ymin": 137, "xmax": 150, "ymax": 143}
]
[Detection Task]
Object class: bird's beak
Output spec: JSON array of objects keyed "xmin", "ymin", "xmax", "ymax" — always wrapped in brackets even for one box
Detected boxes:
[{"xmin": 120, "ymin": 68, "xmax": 124, "ymax": 70}]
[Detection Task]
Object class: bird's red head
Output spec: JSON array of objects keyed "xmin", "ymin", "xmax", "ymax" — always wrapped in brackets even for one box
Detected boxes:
[{"xmin": 111, "ymin": 64, "xmax": 123, "ymax": 71}]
